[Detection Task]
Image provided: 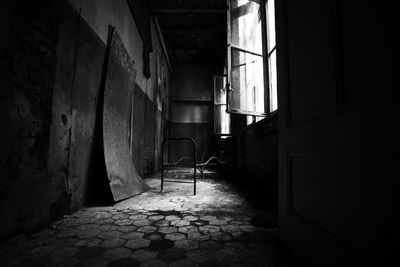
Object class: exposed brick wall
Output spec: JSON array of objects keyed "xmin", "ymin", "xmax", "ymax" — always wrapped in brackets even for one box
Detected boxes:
[
  {"xmin": 0, "ymin": 0, "xmax": 61, "ymax": 240},
  {"xmin": 237, "ymin": 116, "xmax": 278, "ymax": 181},
  {"xmin": 7, "ymin": 0, "xmax": 60, "ymax": 162},
  {"xmin": 227, "ymin": 114, "xmax": 278, "ymax": 210}
]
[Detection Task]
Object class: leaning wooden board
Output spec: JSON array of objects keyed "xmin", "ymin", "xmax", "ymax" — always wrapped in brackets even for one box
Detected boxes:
[{"xmin": 103, "ymin": 27, "xmax": 150, "ymax": 201}]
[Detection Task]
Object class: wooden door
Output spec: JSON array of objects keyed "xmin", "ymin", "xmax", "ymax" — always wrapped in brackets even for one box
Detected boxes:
[{"xmin": 276, "ymin": 0, "xmax": 400, "ymax": 266}]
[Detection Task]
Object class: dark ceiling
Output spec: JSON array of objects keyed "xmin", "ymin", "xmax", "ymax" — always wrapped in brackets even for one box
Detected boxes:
[{"xmin": 148, "ymin": 0, "xmax": 227, "ymax": 69}]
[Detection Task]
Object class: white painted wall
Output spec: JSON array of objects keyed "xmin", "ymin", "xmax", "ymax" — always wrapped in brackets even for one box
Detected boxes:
[
  {"xmin": 68, "ymin": 0, "xmax": 146, "ymax": 91},
  {"xmin": 67, "ymin": 0, "xmax": 170, "ymax": 113}
]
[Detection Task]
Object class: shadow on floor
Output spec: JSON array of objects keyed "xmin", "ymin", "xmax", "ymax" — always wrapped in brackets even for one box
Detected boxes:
[{"xmin": 0, "ymin": 168, "xmax": 303, "ymax": 267}]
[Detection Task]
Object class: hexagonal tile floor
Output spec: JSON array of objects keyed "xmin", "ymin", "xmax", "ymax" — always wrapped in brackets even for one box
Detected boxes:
[{"xmin": 0, "ymin": 169, "xmax": 299, "ymax": 266}]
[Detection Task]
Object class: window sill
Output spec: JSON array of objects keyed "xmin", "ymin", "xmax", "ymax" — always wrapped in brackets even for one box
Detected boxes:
[{"xmin": 244, "ymin": 110, "xmax": 278, "ymax": 130}]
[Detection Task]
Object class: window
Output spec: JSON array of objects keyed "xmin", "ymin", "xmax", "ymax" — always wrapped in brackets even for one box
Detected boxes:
[
  {"xmin": 266, "ymin": 0, "xmax": 277, "ymax": 112},
  {"xmin": 214, "ymin": 75, "xmax": 231, "ymax": 135},
  {"xmin": 227, "ymin": 0, "xmax": 277, "ymax": 117}
]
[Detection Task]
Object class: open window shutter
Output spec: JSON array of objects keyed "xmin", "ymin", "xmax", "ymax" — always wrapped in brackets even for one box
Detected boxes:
[{"xmin": 227, "ymin": 0, "xmax": 266, "ymax": 116}]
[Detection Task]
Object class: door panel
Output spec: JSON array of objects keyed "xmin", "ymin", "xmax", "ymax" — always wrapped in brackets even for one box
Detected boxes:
[
  {"xmin": 285, "ymin": 0, "xmax": 336, "ymax": 125},
  {"xmin": 277, "ymin": 0, "xmax": 400, "ymax": 266},
  {"xmin": 338, "ymin": 2, "xmax": 398, "ymax": 108}
]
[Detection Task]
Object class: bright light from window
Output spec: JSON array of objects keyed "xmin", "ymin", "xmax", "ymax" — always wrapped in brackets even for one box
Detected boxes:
[
  {"xmin": 227, "ymin": 0, "xmax": 277, "ymax": 116},
  {"xmin": 267, "ymin": 0, "xmax": 277, "ymax": 112},
  {"xmin": 214, "ymin": 76, "xmax": 230, "ymax": 135},
  {"xmin": 267, "ymin": 0, "xmax": 276, "ymax": 52},
  {"xmin": 256, "ymin": 116, "xmax": 263, "ymax": 123},
  {"xmin": 231, "ymin": 49, "xmax": 264, "ymax": 114},
  {"xmin": 246, "ymin": 115, "xmax": 253, "ymax": 126},
  {"xmin": 269, "ymin": 50, "xmax": 277, "ymax": 112},
  {"xmin": 229, "ymin": 0, "xmax": 265, "ymax": 115},
  {"xmin": 217, "ymin": 105, "xmax": 230, "ymax": 134},
  {"xmin": 232, "ymin": 0, "xmax": 263, "ymax": 55}
]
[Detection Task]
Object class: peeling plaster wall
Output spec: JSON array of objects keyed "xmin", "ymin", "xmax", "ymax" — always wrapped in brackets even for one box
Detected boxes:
[
  {"xmin": 67, "ymin": 0, "xmax": 171, "ymax": 176},
  {"xmin": 48, "ymin": 1, "xmax": 108, "ymax": 213},
  {"xmin": 51, "ymin": 0, "xmax": 171, "ymax": 204},
  {"xmin": 0, "ymin": 0, "xmax": 170, "ymax": 240},
  {"xmin": 148, "ymin": 20, "xmax": 170, "ymax": 112},
  {"xmin": 149, "ymin": 20, "xmax": 170, "ymax": 173}
]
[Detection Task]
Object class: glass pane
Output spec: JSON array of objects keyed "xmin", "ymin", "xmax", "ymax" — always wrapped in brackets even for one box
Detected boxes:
[
  {"xmin": 246, "ymin": 115, "xmax": 254, "ymax": 125},
  {"xmin": 230, "ymin": 48, "xmax": 265, "ymax": 114},
  {"xmin": 269, "ymin": 50, "xmax": 278, "ymax": 112},
  {"xmin": 266, "ymin": 0, "xmax": 276, "ymax": 53},
  {"xmin": 214, "ymin": 76, "xmax": 227, "ymax": 104},
  {"xmin": 247, "ymin": 115, "xmax": 263, "ymax": 125},
  {"xmin": 214, "ymin": 105, "xmax": 230, "ymax": 134},
  {"xmin": 230, "ymin": 0, "xmax": 263, "ymax": 55}
]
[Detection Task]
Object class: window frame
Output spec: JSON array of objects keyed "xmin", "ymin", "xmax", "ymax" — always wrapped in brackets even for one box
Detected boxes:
[
  {"xmin": 266, "ymin": 0, "xmax": 278, "ymax": 113},
  {"xmin": 213, "ymin": 74, "xmax": 231, "ymax": 136},
  {"xmin": 226, "ymin": 0, "xmax": 275, "ymax": 117}
]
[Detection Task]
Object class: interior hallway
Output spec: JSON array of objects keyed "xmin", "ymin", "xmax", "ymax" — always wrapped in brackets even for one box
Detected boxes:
[
  {"xmin": 0, "ymin": 169, "xmax": 297, "ymax": 267},
  {"xmin": 1, "ymin": 0, "xmax": 399, "ymax": 266}
]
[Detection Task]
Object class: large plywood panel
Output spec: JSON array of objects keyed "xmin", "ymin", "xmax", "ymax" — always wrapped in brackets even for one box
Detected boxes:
[{"xmin": 103, "ymin": 29, "xmax": 150, "ymax": 201}]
